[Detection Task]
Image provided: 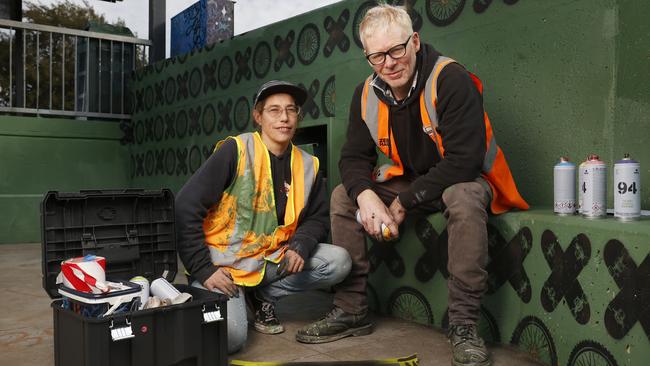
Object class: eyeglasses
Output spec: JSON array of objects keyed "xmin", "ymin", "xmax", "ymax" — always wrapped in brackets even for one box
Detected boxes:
[
  {"xmin": 263, "ymin": 105, "xmax": 301, "ymax": 118},
  {"xmin": 365, "ymin": 34, "xmax": 413, "ymax": 66}
]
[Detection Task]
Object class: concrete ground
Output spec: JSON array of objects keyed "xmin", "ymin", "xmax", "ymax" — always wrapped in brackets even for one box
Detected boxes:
[{"xmin": 0, "ymin": 243, "xmax": 543, "ymax": 366}]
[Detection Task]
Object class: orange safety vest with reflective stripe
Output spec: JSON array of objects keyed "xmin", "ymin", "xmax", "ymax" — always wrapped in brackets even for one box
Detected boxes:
[
  {"xmin": 202, "ymin": 132, "xmax": 319, "ymax": 286},
  {"xmin": 361, "ymin": 57, "xmax": 528, "ymax": 214}
]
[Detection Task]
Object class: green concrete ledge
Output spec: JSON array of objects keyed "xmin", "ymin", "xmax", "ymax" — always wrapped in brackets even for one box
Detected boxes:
[{"xmin": 369, "ymin": 208, "xmax": 649, "ymax": 366}]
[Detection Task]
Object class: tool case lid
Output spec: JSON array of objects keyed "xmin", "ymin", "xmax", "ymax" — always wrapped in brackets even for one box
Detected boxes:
[{"xmin": 41, "ymin": 189, "xmax": 177, "ymax": 299}]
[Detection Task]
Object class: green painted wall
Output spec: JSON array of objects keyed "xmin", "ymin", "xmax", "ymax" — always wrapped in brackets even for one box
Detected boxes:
[{"xmin": 0, "ymin": 116, "xmax": 130, "ymax": 243}]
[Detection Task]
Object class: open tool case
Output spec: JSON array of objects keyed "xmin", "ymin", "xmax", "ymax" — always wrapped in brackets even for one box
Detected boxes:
[{"xmin": 41, "ymin": 189, "xmax": 227, "ymax": 366}]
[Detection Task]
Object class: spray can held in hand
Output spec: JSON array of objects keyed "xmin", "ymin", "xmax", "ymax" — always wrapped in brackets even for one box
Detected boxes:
[{"xmin": 356, "ymin": 209, "xmax": 392, "ymax": 241}]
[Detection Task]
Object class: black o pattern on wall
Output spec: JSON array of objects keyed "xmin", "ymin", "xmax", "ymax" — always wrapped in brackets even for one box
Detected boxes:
[
  {"xmin": 253, "ymin": 41, "xmax": 272, "ymax": 79},
  {"xmin": 604, "ymin": 239, "xmax": 650, "ymax": 340},
  {"xmin": 510, "ymin": 316, "xmax": 558, "ymax": 366},
  {"xmin": 218, "ymin": 56, "xmax": 233, "ymax": 89},
  {"xmin": 568, "ymin": 340, "xmax": 618, "ymax": 366},
  {"xmin": 165, "ymin": 112, "xmax": 176, "ymax": 140},
  {"xmin": 176, "ymin": 109, "xmax": 188, "ymax": 138},
  {"xmin": 188, "ymin": 107, "xmax": 202, "ymax": 136},
  {"xmin": 387, "ymin": 286, "xmax": 434, "ymax": 326},
  {"xmin": 353, "ymin": 1, "xmax": 375, "ymax": 49},
  {"xmin": 189, "ymin": 145, "xmax": 203, "ymax": 174},
  {"xmin": 203, "ymin": 60, "xmax": 218, "ymax": 93},
  {"xmin": 189, "ymin": 67, "xmax": 203, "ymax": 98},
  {"xmin": 233, "ymin": 96, "xmax": 250, "ymax": 132},
  {"xmin": 165, "ymin": 76, "xmax": 176, "ymax": 105},
  {"xmin": 202, "ymin": 103, "xmax": 216, "ymax": 135},
  {"xmin": 145, "ymin": 150, "xmax": 154, "ymax": 176},
  {"xmin": 274, "ymin": 30, "xmax": 296, "ymax": 72},
  {"xmin": 323, "ymin": 9, "xmax": 350, "ymax": 57},
  {"xmin": 154, "ymin": 149, "xmax": 165, "ymax": 175},
  {"xmin": 299, "ymin": 79, "xmax": 320, "ymax": 119},
  {"xmin": 540, "ymin": 230, "xmax": 591, "ymax": 325},
  {"xmin": 153, "ymin": 115, "xmax": 164, "ymax": 142},
  {"xmin": 297, "ymin": 23, "xmax": 320, "ymax": 65},
  {"xmin": 321, "ymin": 75, "xmax": 336, "ymax": 117},
  {"xmin": 218, "ymin": 99, "xmax": 233, "ymax": 132},
  {"xmin": 135, "ymin": 120, "xmax": 144, "ymax": 145},
  {"xmin": 144, "ymin": 85, "xmax": 154, "ymax": 111},
  {"xmin": 165, "ymin": 148, "xmax": 176, "ymax": 176},
  {"xmin": 441, "ymin": 306, "xmax": 501, "ymax": 343},
  {"xmin": 176, "ymin": 71, "xmax": 189, "ymax": 101},
  {"xmin": 235, "ymin": 47, "xmax": 252, "ymax": 83},
  {"xmin": 368, "ymin": 238, "xmax": 405, "ymax": 277}
]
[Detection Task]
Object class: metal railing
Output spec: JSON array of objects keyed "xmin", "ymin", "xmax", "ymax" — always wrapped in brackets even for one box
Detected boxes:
[{"xmin": 0, "ymin": 19, "xmax": 151, "ymax": 120}]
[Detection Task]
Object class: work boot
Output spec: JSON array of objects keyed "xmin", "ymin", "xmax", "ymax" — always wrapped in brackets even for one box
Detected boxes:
[
  {"xmin": 295, "ymin": 306, "xmax": 373, "ymax": 344},
  {"xmin": 248, "ymin": 292, "xmax": 284, "ymax": 334},
  {"xmin": 447, "ymin": 324, "xmax": 491, "ymax": 366}
]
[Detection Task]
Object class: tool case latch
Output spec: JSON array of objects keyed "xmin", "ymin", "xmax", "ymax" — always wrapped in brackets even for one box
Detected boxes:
[
  {"xmin": 81, "ymin": 232, "xmax": 96, "ymax": 249},
  {"xmin": 126, "ymin": 228, "xmax": 138, "ymax": 245},
  {"xmin": 110, "ymin": 318, "xmax": 135, "ymax": 341},
  {"xmin": 202, "ymin": 304, "xmax": 224, "ymax": 324}
]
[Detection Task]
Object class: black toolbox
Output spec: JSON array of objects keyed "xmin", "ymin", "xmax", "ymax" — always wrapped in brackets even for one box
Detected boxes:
[{"xmin": 41, "ymin": 189, "xmax": 228, "ymax": 366}]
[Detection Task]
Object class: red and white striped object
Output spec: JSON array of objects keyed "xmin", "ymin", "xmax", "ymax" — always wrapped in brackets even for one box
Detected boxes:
[{"xmin": 59, "ymin": 255, "xmax": 109, "ymax": 294}]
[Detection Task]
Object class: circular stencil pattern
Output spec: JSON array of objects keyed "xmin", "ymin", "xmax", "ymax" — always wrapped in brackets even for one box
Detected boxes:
[
  {"xmin": 145, "ymin": 150, "xmax": 154, "ymax": 176},
  {"xmin": 165, "ymin": 77, "xmax": 176, "ymax": 105},
  {"xmin": 165, "ymin": 148, "xmax": 176, "ymax": 176},
  {"xmin": 233, "ymin": 96, "xmax": 250, "ymax": 132},
  {"xmin": 153, "ymin": 115, "xmax": 164, "ymax": 142},
  {"xmin": 218, "ymin": 56, "xmax": 233, "ymax": 89},
  {"xmin": 387, "ymin": 287, "xmax": 434, "ymax": 326},
  {"xmin": 144, "ymin": 85, "xmax": 154, "ymax": 111},
  {"xmin": 189, "ymin": 67, "xmax": 203, "ymax": 98},
  {"xmin": 353, "ymin": 1, "xmax": 376, "ymax": 48},
  {"xmin": 568, "ymin": 340, "xmax": 618, "ymax": 366},
  {"xmin": 189, "ymin": 145, "xmax": 203, "ymax": 174},
  {"xmin": 253, "ymin": 42, "xmax": 271, "ymax": 79},
  {"xmin": 134, "ymin": 120, "xmax": 144, "ymax": 145},
  {"xmin": 297, "ymin": 23, "xmax": 320, "ymax": 65},
  {"xmin": 426, "ymin": 0, "xmax": 466, "ymax": 27},
  {"xmin": 510, "ymin": 316, "xmax": 558, "ymax": 366},
  {"xmin": 176, "ymin": 109, "xmax": 188, "ymax": 138},
  {"xmin": 202, "ymin": 103, "xmax": 216, "ymax": 135},
  {"xmin": 321, "ymin": 75, "xmax": 335, "ymax": 117}
]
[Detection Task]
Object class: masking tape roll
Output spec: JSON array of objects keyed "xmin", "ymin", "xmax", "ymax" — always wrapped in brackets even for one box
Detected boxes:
[{"xmin": 59, "ymin": 255, "xmax": 108, "ymax": 294}]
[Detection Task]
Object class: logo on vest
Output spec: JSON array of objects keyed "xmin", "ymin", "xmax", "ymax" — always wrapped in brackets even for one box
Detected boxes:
[{"xmin": 379, "ymin": 138, "xmax": 390, "ymax": 147}]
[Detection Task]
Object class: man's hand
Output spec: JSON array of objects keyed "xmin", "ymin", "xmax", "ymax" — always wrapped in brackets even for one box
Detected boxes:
[
  {"xmin": 388, "ymin": 197, "xmax": 407, "ymax": 234},
  {"xmin": 279, "ymin": 249, "xmax": 304, "ymax": 276},
  {"xmin": 203, "ymin": 267, "xmax": 239, "ymax": 298},
  {"xmin": 357, "ymin": 189, "xmax": 397, "ymax": 241}
]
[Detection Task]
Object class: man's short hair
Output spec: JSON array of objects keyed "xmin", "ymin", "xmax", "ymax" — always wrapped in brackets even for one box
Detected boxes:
[{"xmin": 359, "ymin": 3, "xmax": 413, "ymax": 49}]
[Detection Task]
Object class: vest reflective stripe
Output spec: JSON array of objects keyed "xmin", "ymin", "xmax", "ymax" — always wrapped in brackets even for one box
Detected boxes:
[
  {"xmin": 203, "ymin": 132, "xmax": 318, "ymax": 285},
  {"xmin": 361, "ymin": 58, "xmax": 529, "ymax": 214}
]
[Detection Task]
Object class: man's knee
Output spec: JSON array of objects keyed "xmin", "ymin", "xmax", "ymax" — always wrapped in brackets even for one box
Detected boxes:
[
  {"xmin": 331, "ymin": 184, "xmax": 354, "ymax": 213},
  {"xmin": 442, "ymin": 182, "xmax": 488, "ymax": 219},
  {"xmin": 314, "ymin": 244, "xmax": 352, "ymax": 285}
]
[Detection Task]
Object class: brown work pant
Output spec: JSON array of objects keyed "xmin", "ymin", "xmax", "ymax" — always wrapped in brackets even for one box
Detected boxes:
[{"xmin": 331, "ymin": 177, "xmax": 491, "ymax": 325}]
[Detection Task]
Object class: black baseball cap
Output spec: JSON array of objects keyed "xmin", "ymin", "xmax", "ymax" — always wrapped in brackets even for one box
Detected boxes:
[{"xmin": 253, "ymin": 80, "xmax": 307, "ymax": 107}]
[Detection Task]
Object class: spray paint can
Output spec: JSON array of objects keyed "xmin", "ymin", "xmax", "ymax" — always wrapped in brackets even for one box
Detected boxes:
[
  {"xmin": 577, "ymin": 159, "xmax": 586, "ymax": 214},
  {"xmin": 553, "ymin": 157, "xmax": 576, "ymax": 215},
  {"xmin": 614, "ymin": 153, "xmax": 641, "ymax": 221},
  {"xmin": 580, "ymin": 154, "xmax": 607, "ymax": 219},
  {"xmin": 356, "ymin": 209, "xmax": 392, "ymax": 241}
]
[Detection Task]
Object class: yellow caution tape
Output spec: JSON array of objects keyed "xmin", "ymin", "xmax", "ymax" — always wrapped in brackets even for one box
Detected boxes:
[{"xmin": 230, "ymin": 353, "xmax": 418, "ymax": 366}]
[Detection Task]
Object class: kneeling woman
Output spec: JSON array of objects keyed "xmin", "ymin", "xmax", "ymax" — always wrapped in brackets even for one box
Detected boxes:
[{"xmin": 175, "ymin": 80, "xmax": 351, "ymax": 353}]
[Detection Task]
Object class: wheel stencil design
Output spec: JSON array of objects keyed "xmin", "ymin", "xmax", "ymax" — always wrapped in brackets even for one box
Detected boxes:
[
  {"xmin": 387, "ymin": 287, "xmax": 434, "ymax": 326},
  {"xmin": 297, "ymin": 23, "xmax": 320, "ymax": 65},
  {"xmin": 568, "ymin": 340, "xmax": 618, "ymax": 366},
  {"xmin": 353, "ymin": 1, "xmax": 376, "ymax": 48},
  {"xmin": 202, "ymin": 103, "xmax": 216, "ymax": 135},
  {"xmin": 426, "ymin": 0, "xmax": 466, "ymax": 27},
  {"xmin": 189, "ymin": 67, "xmax": 202, "ymax": 98},
  {"xmin": 321, "ymin": 75, "xmax": 335, "ymax": 117},
  {"xmin": 510, "ymin": 316, "xmax": 558, "ymax": 366},
  {"xmin": 218, "ymin": 56, "xmax": 233, "ymax": 89},
  {"xmin": 253, "ymin": 42, "xmax": 272, "ymax": 79},
  {"xmin": 233, "ymin": 97, "xmax": 250, "ymax": 132}
]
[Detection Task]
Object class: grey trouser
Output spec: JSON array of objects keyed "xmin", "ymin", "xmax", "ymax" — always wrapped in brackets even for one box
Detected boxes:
[{"xmin": 330, "ymin": 177, "xmax": 491, "ymax": 325}]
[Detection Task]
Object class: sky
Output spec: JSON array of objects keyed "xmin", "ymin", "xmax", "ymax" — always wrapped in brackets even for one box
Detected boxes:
[{"xmin": 29, "ymin": 0, "xmax": 345, "ymax": 57}]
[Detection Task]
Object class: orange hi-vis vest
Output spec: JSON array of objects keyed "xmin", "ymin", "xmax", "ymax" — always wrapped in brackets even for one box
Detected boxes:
[
  {"xmin": 361, "ymin": 57, "xmax": 529, "ymax": 214},
  {"xmin": 203, "ymin": 132, "xmax": 319, "ymax": 286}
]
